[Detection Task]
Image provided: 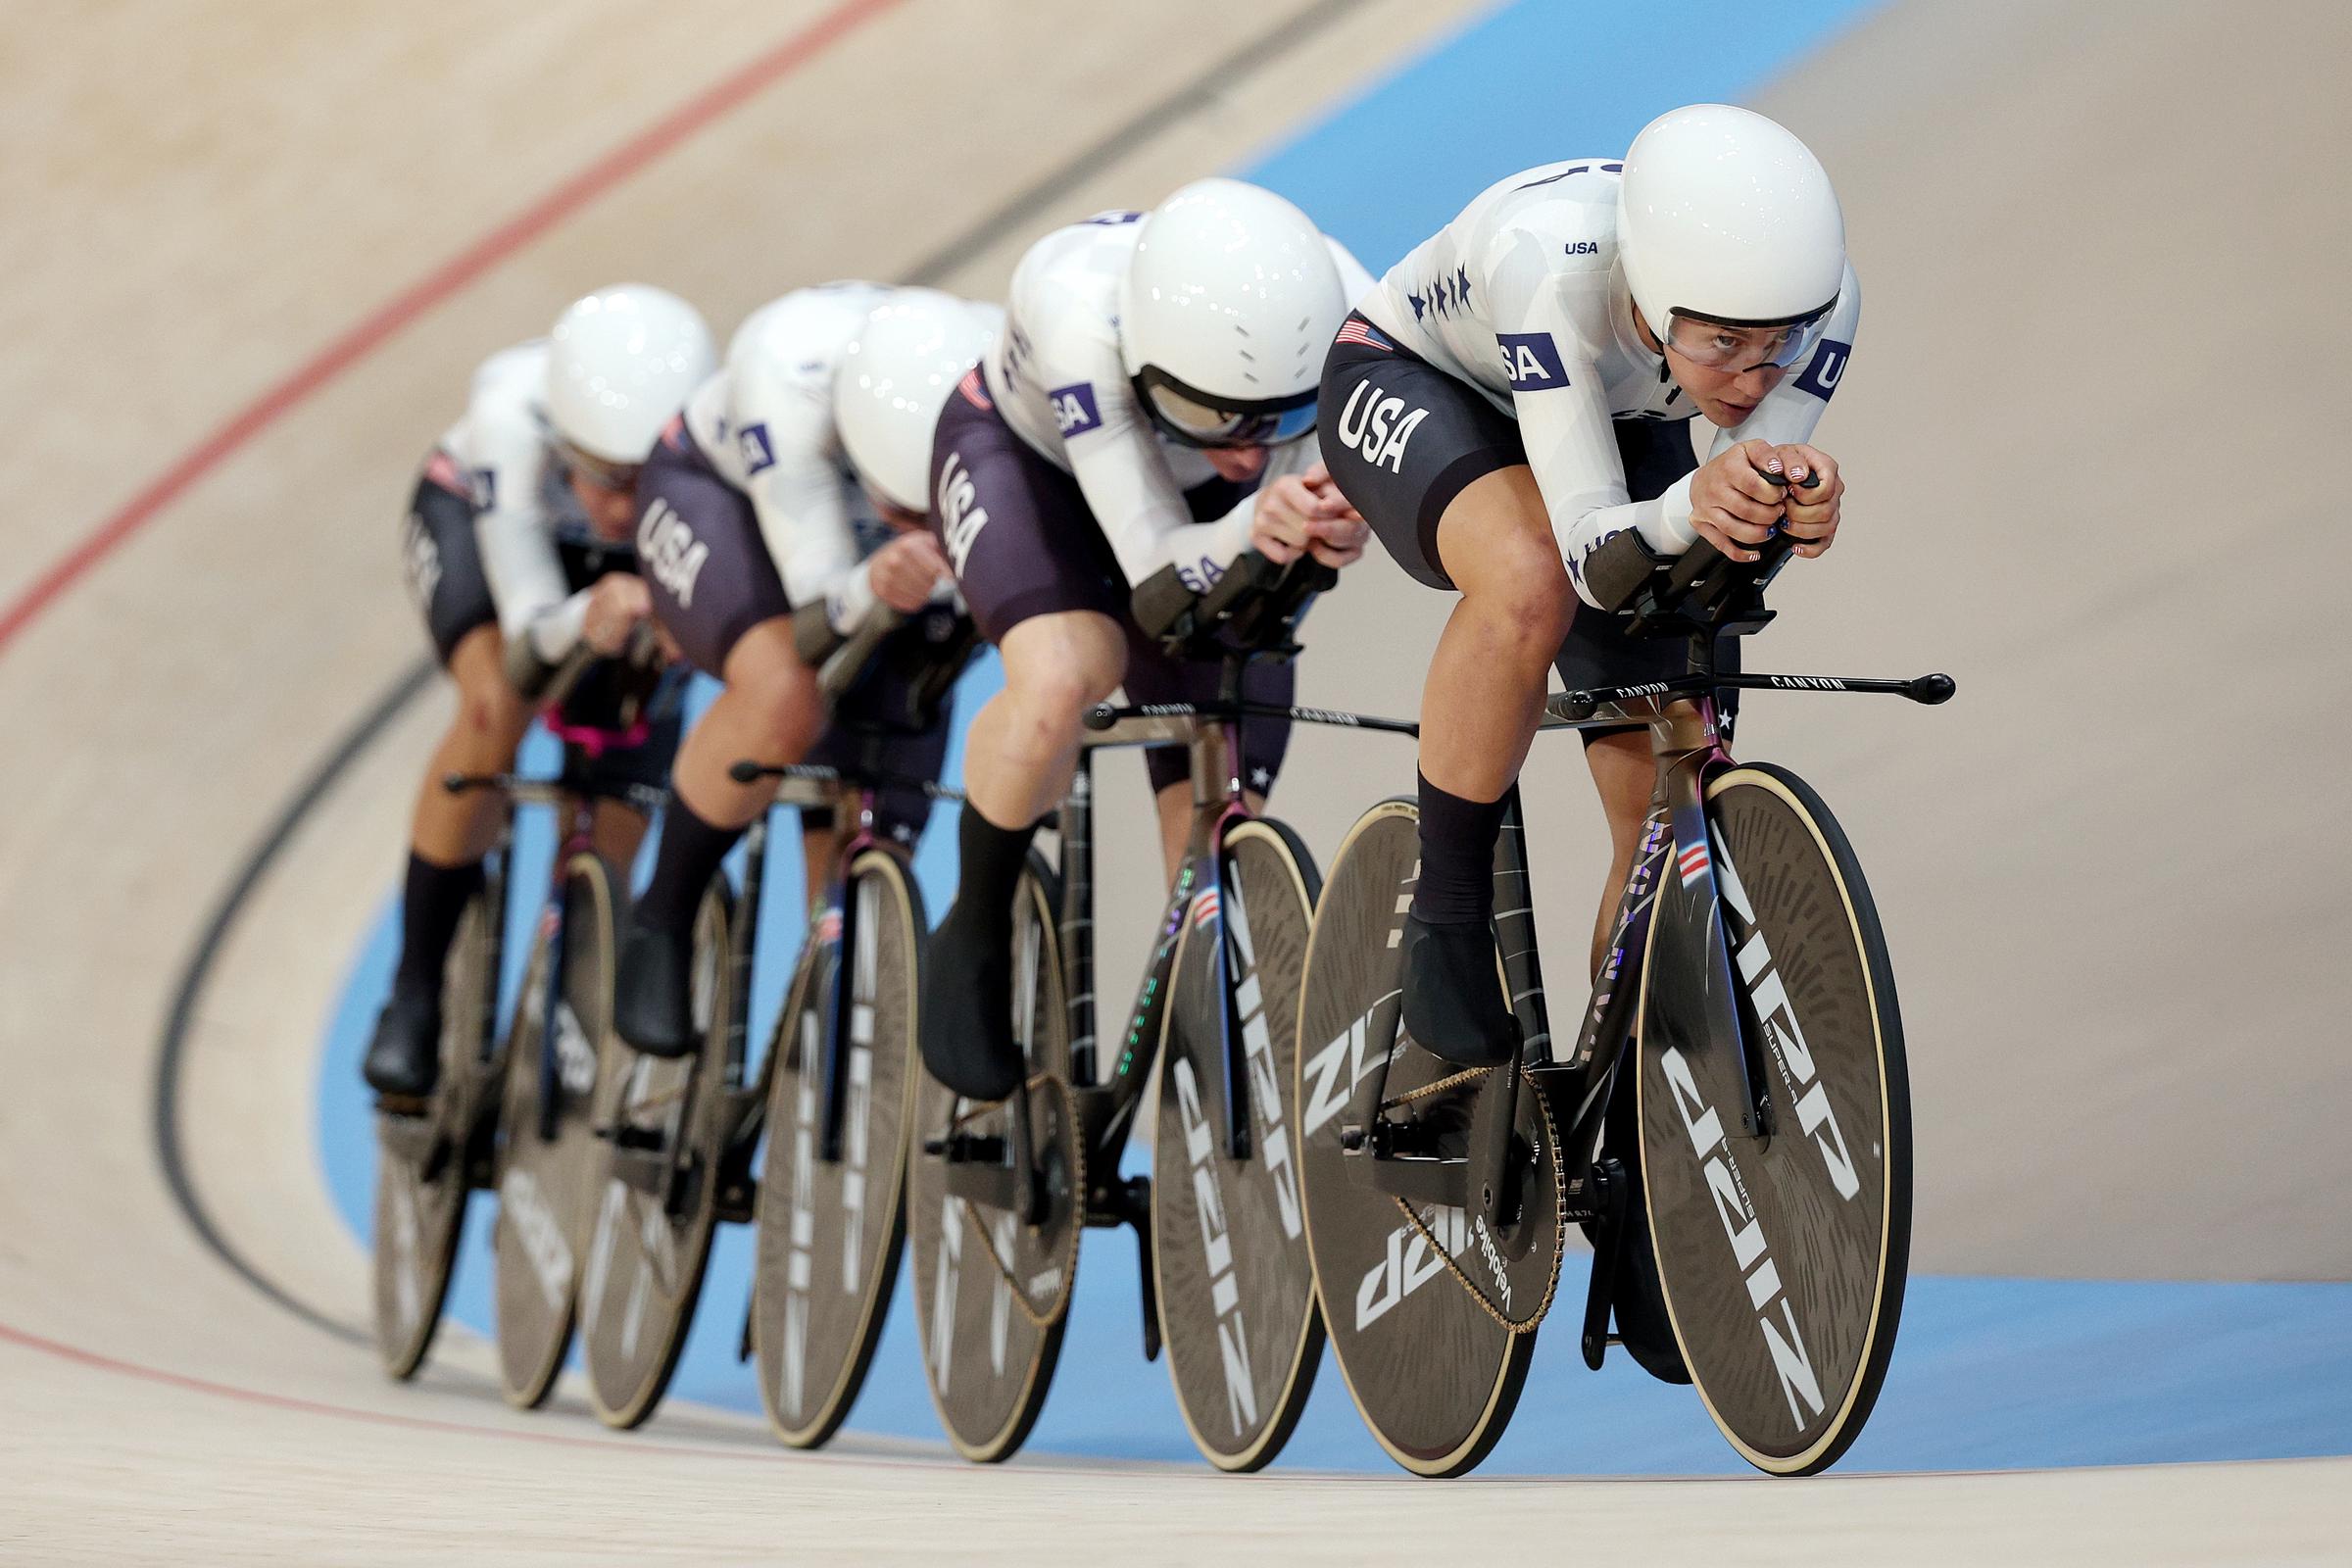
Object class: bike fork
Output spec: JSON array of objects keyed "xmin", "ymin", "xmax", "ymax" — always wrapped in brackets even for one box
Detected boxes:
[
  {"xmin": 1654, "ymin": 727, "xmax": 1772, "ymax": 1140},
  {"xmin": 819, "ymin": 856, "xmax": 862, "ymax": 1166}
]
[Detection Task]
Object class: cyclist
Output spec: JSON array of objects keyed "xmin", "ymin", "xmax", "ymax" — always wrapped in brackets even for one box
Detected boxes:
[
  {"xmin": 612, "ymin": 285, "xmax": 998, "ymax": 1058},
  {"xmin": 1316, "ymin": 104, "xmax": 1859, "ymax": 1068},
  {"xmin": 917, "ymin": 178, "xmax": 1374, "ymax": 1104},
  {"xmin": 365, "ymin": 283, "xmax": 716, "ymax": 1100}
]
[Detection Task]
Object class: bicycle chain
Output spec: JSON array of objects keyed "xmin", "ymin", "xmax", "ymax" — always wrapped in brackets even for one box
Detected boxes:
[
  {"xmin": 1383, "ymin": 1065, "xmax": 1569, "ymax": 1336},
  {"xmin": 947, "ymin": 1075, "xmax": 1084, "ymax": 1333}
]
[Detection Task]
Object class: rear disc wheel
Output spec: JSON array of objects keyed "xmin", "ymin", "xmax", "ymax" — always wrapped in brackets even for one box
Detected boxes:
[
  {"xmin": 1295, "ymin": 801, "xmax": 1546, "ymax": 1478},
  {"xmin": 578, "ymin": 880, "xmax": 734, "ymax": 1429},
  {"xmin": 371, "ymin": 885, "xmax": 498, "ymax": 1379},
  {"xmin": 906, "ymin": 858, "xmax": 1080, "ymax": 1463},
  {"xmin": 492, "ymin": 854, "xmax": 618, "ymax": 1409}
]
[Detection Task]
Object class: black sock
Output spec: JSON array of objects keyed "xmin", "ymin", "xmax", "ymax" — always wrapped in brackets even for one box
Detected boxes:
[
  {"xmin": 942, "ymin": 805, "xmax": 1040, "ymax": 933},
  {"xmin": 634, "ymin": 792, "xmax": 744, "ymax": 936},
  {"xmin": 1411, "ymin": 771, "xmax": 1508, "ymax": 926},
  {"xmin": 394, "ymin": 853, "xmax": 485, "ymax": 997}
]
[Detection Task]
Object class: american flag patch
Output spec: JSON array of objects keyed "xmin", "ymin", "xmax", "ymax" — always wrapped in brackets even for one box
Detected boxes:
[
  {"xmin": 957, "ymin": 368, "xmax": 993, "ymax": 410},
  {"xmin": 1677, "ymin": 839, "xmax": 1711, "ymax": 888},
  {"xmin": 1191, "ymin": 887, "xmax": 1221, "ymax": 928},
  {"xmin": 1334, "ymin": 318, "xmax": 1393, "ymax": 352}
]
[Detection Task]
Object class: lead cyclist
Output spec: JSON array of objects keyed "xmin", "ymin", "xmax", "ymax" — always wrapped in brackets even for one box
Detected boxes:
[{"xmin": 1315, "ymin": 104, "xmax": 1861, "ymax": 1069}]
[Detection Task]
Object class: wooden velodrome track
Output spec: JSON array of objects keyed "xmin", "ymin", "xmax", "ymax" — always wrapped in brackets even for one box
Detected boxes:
[{"xmin": 2, "ymin": 0, "xmax": 2346, "ymax": 1560}]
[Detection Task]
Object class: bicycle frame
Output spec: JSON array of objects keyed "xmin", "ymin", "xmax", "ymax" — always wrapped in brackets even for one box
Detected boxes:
[
  {"xmin": 1074, "ymin": 646, "xmax": 1425, "ymax": 1173},
  {"xmin": 737, "ymin": 733, "xmax": 964, "ymax": 1173}
]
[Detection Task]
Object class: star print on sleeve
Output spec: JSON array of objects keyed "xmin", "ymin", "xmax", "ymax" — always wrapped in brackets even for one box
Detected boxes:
[
  {"xmin": 1408, "ymin": 289, "xmax": 1428, "ymax": 322},
  {"xmin": 1455, "ymin": 264, "xmax": 1472, "ymax": 310}
]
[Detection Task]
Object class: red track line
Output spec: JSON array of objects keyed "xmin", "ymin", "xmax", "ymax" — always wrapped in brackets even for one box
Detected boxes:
[
  {"xmin": 0, "ymin": 1315, "xmax": 1014, "ymax": 1476},
  {"xmin": 0, "ymin": 0, "xmax": 904, "ymax": 662}
]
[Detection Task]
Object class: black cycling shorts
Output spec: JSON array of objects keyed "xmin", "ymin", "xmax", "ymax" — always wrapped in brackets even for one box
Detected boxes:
[{"xmin": 1317, "ymin": 314, "xmax": 1734, "ymax": 732}]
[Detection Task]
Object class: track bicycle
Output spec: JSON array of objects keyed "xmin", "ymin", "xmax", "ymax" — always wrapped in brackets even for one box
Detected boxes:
[
  {"xmin": 571, "ymin": 607, "xmax": 973, "ymax": 1432},
  {"xmin": 370, "ymin": 642, "xmax": 674, "ymax": 1406},
  {"xmin": 1295, "ymin": 529, "xmax": 1952, "ymax": 1477},
  {"xmin": 906, "ymin": 553, "xmax": 1408, "ymax": 1469}
]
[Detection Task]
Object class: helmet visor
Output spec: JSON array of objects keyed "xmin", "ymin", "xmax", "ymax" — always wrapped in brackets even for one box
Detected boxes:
[
  {"xmin": 1133, "ymin": 366, "xmax": 1319, "ymax": 450},
  {"xmin": 552, "ymin": 436, "xmax": 645, "ymax": 495},
  {"xmin": 1665, "ymin": 304, "xmax": 1835, "ymax": 372}
]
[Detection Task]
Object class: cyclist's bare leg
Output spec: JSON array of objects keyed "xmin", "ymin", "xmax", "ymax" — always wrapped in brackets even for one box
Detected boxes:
[
  {"xmin": 616, "ymin": 616, "xmax": 822, "ymax": 1057},
  {"xmin": 672, "ymin": 617, "xmax": 824, "ymax": 830},
  {"xmin": 1420, "ymin": 466, "xmax": 1574, "ymax": 803},
  {"xmin": 411, "ymin": 624, "xmax": 531, "ymax": 865},
  {"xmin": 589, "ymin": 800, "xmax": 654, "ymax": 869},
  {"xmin": 921, "ymin": 610, "xmax": 1125, "ymax": 1101},
  {"xmin": 368, "ymin": 623, "xmax": 532, "ymax": 1096},
  {"xmin": 962, "ymin": 611, "xmax": 1128, "ymax": 831},
  {"xmin": 1403, "ymin": 465, "xmax": 1577, "ymax": 1067},
  {"xmin": 1583, "ymin": 728, "xmax": 1652, "ymax": 980}
]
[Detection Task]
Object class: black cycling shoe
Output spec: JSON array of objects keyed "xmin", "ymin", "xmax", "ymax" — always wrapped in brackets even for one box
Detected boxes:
[
  {"xmin": 1399, "ymin": 912, "xmax": 1519, "ymax": 1069},
  {"xmin": 613, "ymin": 920, "xmax": 697, "ymax": 1058},
  {"xmin": 364, "ymin": 983, "xmax": 444, "ymax": 1101},
  {"xmin": 917, "ymin": 908, "xmax": 1024, "ymax": 1102}
]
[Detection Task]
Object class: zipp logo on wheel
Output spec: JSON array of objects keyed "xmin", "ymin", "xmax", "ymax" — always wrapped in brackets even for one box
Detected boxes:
[
  {"xmin": 1353, "ymin": 1205, "xmax": 1474, "ymax": 1330},
  {"xmin": 1714, "ymin": 837, "xmax": 1862, "ymax": 1200},
  {"xmin": 1658, "ymin": 1045, "xmax": 1827, "ymax": 1431}
]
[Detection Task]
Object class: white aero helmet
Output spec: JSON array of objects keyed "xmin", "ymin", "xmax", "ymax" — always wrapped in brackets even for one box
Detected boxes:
[
  {"xmin": 545, "ymin": 283, "xmax": 717, "ymax": 477},
  {"xmin": 1117, "ymin": 177, "xmax": 1348, "ymax": 448},
  {"xmin": 833, "ymin": 289, "xmax": 1002, "ymax": 514},
  {"xmin": 1616, "ymin": 105, "xmax": 1845, "ymax": 368}
]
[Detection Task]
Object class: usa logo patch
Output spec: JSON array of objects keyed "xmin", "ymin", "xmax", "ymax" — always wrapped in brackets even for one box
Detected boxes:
[
  {"xmin": 1498, "ymin": 332, "xmax": 1569, "ymax": 389},
  {"xmin": 1793, "ymin": 339, "xmax": 1851, "ymax": 402},
  {"xmin": 738, "ymin": 421, "xmax": 776, "ymax": 475},
  {"xmin": 1048, "ymin": 382, "xmax": 1102, "ymax": 437}
]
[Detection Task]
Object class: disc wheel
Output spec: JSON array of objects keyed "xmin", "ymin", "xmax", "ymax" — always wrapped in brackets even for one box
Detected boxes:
[
  {"xmin": 1151, "ymin": 818, "xmax": 1324, "ymax": 1472},
  {"xmin": 1295, "ymin": 800, "xmax": 1550, "ymax": 1478},
  {"xmin": 492, "ymin": 853, "xmax": 619, "ymax": 1409},
  {"xmin": 577, "ymin": 879, "xmax": 734, "ymax": 1429},
  {"xmin": 906, "ymin": 857, "xmax": 1082, "ymax": 1463},
  {"xmin": 1637, "ymin": 762, "xmax": 1912, "ymax": 1475},
  {"xmin": 752, "ymin": 850, "xmax": 925, "ymax": 1448},
  {"xmin": 372, "ymin": 880, "xmax": 501, "ymax": 1379}
]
